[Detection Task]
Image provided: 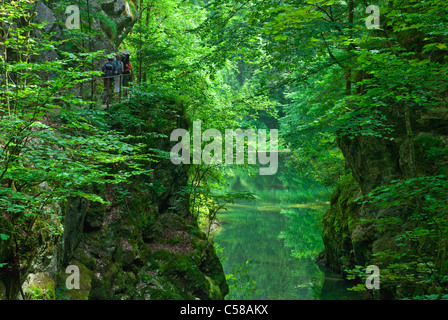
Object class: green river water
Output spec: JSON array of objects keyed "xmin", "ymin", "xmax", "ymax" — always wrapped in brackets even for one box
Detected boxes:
[{"xmin": 213, "ymin": 154, "xmax": 360, "ymax": 300}]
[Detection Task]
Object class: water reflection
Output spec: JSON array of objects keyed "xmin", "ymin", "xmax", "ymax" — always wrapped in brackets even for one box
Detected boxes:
[{"xmin": 213, "ymin": 155, "xmax": 360, "ymax": 300}]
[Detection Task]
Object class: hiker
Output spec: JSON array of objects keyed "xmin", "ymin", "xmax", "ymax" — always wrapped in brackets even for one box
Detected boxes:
[
  {"xmin": 113, "ymin": 54, "xmax": 124, "ymax": 98},
  {"xmin": 121, "ymin": 50, "xmax": 134, "ymax": 96},
  {"xmin": 101, "ymin": 56, "xmax": 117, "ymax": 106}
]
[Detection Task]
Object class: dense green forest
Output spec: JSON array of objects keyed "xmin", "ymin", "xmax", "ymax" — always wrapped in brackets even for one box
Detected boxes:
[{"xmin": 0, "ymin": 0, "xmax": 447, "ymax": 302}]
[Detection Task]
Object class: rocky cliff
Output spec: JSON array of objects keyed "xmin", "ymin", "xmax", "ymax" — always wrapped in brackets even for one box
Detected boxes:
[
  {"xmin": 55, "ymin": 93, "xmax": 228, "ymax": 300},
  {"xmin": 319, "ymin": 103, "xmax": 448, "ymax": 298},
  {"xmin": 0, "ymin": 0, "xmax": 228, "ymax": 300},
  {"xmin": 34, "ymin": 0, "xmax": 138, "ymax": 52}
]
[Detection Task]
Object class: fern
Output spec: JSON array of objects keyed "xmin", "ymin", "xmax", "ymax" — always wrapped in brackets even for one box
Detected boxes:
[{"xmin": 93, "ymin": 11, "xmax": 118, "ymax": 42}]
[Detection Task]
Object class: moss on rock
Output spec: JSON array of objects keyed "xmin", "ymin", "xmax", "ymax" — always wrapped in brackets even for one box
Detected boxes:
[
  {"xmin": 321, "ymin": 173, "xmax": 362, "ymax": 273},
  {"xmin": 23, "ymin": 273, "xmax": 55, "ymax": 300},
  {"xmin": 0, "ymin": 281, "xmax": 7, "ymax": 300}
]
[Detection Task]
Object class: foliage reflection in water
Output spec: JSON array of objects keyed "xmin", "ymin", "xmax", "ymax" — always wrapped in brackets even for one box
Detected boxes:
[{"xmin": 213, "ymin": 155, "xmax": 360, "ymax": 300}]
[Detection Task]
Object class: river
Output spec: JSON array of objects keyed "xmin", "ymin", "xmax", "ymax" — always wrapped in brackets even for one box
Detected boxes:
[{"xmin": 212, "ymin": 154, "xmax": 360, "ymax": 300}]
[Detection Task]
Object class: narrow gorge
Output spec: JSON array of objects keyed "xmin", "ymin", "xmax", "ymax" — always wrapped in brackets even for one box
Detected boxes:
[{"xmin": 1, "ymin": 0, "xmax": 447, "ymax": 302}]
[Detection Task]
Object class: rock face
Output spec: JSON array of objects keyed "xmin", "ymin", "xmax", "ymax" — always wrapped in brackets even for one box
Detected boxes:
[
  {"xmin": 34, "ymin": 0, "xmax": 138, "ymax": 52},
  {"xmin": 57, "ymin": 165, "xmax": 228, "ymax": 300},
  {"xmin": 68, "ymin": 94, "xmax": 227, "ymax": 300},
  {"xmin": 0, "ymin": 94, "xmax": 228, "ymax": 300},
  {"xmin": 55, "ymin": 135, "xmax": 228, "ymax": 300},
  {"xmin": 319, "ymin": 105, "xmax": 448, "ymax": 298}
]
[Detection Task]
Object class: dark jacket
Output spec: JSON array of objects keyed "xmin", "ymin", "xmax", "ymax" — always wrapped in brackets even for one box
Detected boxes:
[{"xmin": 102, "ymin": 61, "xmax": 117, "ymax": 78}]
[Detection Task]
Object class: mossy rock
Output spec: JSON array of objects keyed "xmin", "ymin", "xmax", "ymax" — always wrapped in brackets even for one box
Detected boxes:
[
  {"xmin": 84, "ymin": 200, "xmax": 107, "ymax": 231},
  {"xmin": 23, "ymin": 273, "xmax": 55, "ymax": 300},
  {"xmin": 152, "ymin": 249, "xmax": 225, "ymax": 300},
  {"xmin": 168, "ymin": 236, "xmax": 183, "ymax": 245},
  {"xmin": 89, "ymin": 263, "xmax": 122, "ymax": 300},
  {"xmin": 192, "ymin": 238, "xmax": 228, "ymax": 298},
  {"xmin": 153, "ymin": 213, "xmax": 188, "ymax": 234},
  {"xmin": 0, "ymin": 281, "xmax": 6, "ymax": 300},
  {"xmin": 321, "ymin": 173, "xmax": 361, "ymax": 272},
  {"xmin": 114, "ymin": 237, "xmax": 139, "ymax": 268},
  {"xmin": 113, "ymin": 271, "xmax": 138, "ymax": 298}
]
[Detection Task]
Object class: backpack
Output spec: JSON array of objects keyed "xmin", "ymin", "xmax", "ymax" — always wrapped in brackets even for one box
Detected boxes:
[
  {"xmin": 113, "ymin": 60, "xmax": 122, "ymax": 74},
  {"xmin": 103, "ymin": 62, "xmax": 115, "ymax": 78},
  {"xmin": 122, "ymin": 55, "xmax": 131, "ymax": 74}
]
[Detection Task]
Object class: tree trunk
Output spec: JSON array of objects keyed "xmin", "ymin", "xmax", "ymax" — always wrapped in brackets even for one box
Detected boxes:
[{"xmin": 346, "ymin": 0, "xmax": 354, "ymax": 96}]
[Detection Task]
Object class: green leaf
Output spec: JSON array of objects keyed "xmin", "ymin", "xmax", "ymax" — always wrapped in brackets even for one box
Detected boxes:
[{"xmin": 0, "ymin": 234, "xmax": 10, "ymax": 241}]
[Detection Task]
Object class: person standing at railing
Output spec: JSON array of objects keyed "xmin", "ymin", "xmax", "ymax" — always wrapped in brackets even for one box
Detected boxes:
[
  {"xmin": 114, "ymin": 54, "xmax": 124, "ymax": 99},
  {"xmin": 121, "ymin": 50, "xmax": 134, "ymax": 96},
  {"xmin": 101, "ymin": 56, "xmax": 117, "ymax": 107}
]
